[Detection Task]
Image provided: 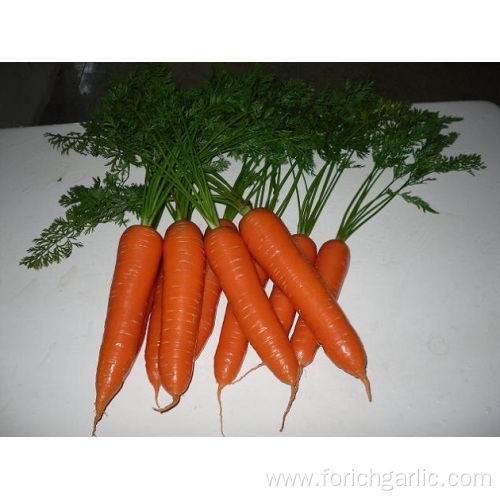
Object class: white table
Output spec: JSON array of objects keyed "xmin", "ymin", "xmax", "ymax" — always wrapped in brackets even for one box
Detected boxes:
[{"xmin": 1, "ymin": 101, "xmax": 500, "ymax": 437}]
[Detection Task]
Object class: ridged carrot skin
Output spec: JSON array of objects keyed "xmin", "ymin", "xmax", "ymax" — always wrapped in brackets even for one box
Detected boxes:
[
  {"xmin": 230, "ymin": 233, "xmax": 318, "ymax": 386},
  {"xmin": 205, "ymin": 224, "xmax": 299, "ymax": 386},
  {"xmin": 194, "ymin": 259, "xmax": 222, "ymax": 359},
  {"xmin": 93, "ymin": 225, "xmax": 163, "ymax": 434},
  {"xmin": 291, "ymin": 239, "xmax": 350, "ymax": 367},
  {"xmin": 145, "ymin": 268, "xmax": 164, "ymax": 407},
  {"xmin": 195, "ymin": 220, "xmax": 236, "ymax": 360},
  {"xmin": 214, "ymin": 306, "xmax": 249, "ymax": 388},
  {"xmin": 157, "ymin": 220, "xmax": 206, "ymax": 412},
  {"xmin": 268, "ymin": 233, "xmax": 318, "ymax": 334},
  {"xmin": 239, "ymin": 208, "xmax": 370, "ymax": 395},
  {"xmin": 214, "ymin": 260, "xmax": 268, "ymax": 389}
]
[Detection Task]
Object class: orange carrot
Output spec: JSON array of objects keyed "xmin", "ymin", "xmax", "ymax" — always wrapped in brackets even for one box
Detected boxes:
[
  {"xmin": 214, "ymin": 259, "xmax": 268, "ymax": 388},
  {"xmin": 239, "ymin": 207, "xmax": 371, "ymax": 400},
  {"xmin": 194, "ymin": 258, "xmax": 222, "ymax": 359},
  {"xmin": 93, "ymin": 224, "xmax": 163, "ymax": 435},
  {"xmin": 214, "ymin": 258, "xmax": 268, "ymax": 435},
  {"xmin": 156, "ymin": 219, "xmax": 206, "ymax": 412},
  {"xmin": 280, "ymin": 238, "xmax": 351, "ymax": 431},
  {"xmin": 195, "ymin": 219, "xmax": 236, "ymax": 359},
  {"xmin": 291, "ymin": 239, "xmax": 350, "ymax": 368},
  {"xmin": 268, "ymin": 233, "xmax": 318, "ymax": 334},
  {"xmin": 233, "ymin": 233, "xmax": 318, "ymax": 385},
  {"xmin": 204, "ymin": 223, "xmax": 299, "ymax": 388},
  {"xmin": 144, "ymin": 268, "xmax": 164, "ymax": 408},
  {"xmin": 214, "ymin": 308, "xmax": 250, "ymax": 390}
]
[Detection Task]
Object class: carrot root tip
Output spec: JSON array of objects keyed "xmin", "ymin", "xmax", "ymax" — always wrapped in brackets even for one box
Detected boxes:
[
  {"xmin": 154, "ymin": 394, "xmax": 181, "ymax": 413},
  {"xmin": 153, "ymin": 389, "xmax": 161, "ymax": 410},
  {"xmin": 232, "ymin": 362, "xmax": 265, "ymax": 385},
  {"xmin": 217, "ymin": 385, "xmax": 226, "ymax": 437},
  {"xmin": 361, "ymin": 376, "xmax": 372, "ymax": 402},
  {"xmin": 279, "ymin": 367, "xmax": 302, "ymax": 433},
  {"xmin": 92, "ymin": 408, "xmax": 107, "ymax": 437}
]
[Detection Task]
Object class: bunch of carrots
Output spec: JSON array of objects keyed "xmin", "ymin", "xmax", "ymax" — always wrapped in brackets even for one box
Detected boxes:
[{"xmin": 21, "ymin": 64, "xmax": 485, "ymax": 435}]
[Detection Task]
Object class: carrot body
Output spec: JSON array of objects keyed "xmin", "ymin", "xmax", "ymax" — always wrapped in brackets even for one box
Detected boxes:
[
  {"xmin": 94, "ymin": 225, "xmax": 163, "ymax": 433},
  {"xmin": 157, "ymin": 219, "xmax": 205, "ymax": 411},
  {"xmin": 213, "ymin": 249, "xmax": 269, "ymax": 436},
  {"xmin": 205, "ymin": 224, "xmax": 299, "ymax": 386},
  {"xmin": 195, "ymin": 219, "xmax": 236, "ymax": 359},
  {"xmin": 291, "ymin": 239, "xmax": 350, "ymax": 367},
  {"xmin": 145, "ymin": 268, "xmax": 164, "ymax": 407},
  {"xmin": 194, "ymin": 259, "xmax": 222, "ymax": 359},
  {"xmin": 268, "ymin": 233, "xmax": 318, "ymax": 334},
  {"xmin": 239, "ymin": 208, "xmax": 370, "ymax": 396},
  {"xmin": 233, "ymin": 233, "xmax": 318, "ymax": 385},
  {"xmin": 214, "ymin": 260, "xmax": 268, "ymax": 389}
]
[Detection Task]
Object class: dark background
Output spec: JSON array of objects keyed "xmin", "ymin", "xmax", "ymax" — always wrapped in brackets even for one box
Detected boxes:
[{"xmin": 1, "ymin": 62, "xmax": 499, "ymax": 129}]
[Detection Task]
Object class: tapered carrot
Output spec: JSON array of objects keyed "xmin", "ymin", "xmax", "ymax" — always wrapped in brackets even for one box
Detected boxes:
[
  {"xmin": 144, "ymin": 268, "xmax": 164, "ymax": 408},
  {"xmin": 268, "ymin": 233, "xmax": 318, "ymax": 333},
  {"xmin": 214, "ymin": 258, "xmax": 268, "ymax": 435},
  {"xmin": 195, "ymin": 219, "xmax": 236, "ymax": 359},
  {"xmin": 267, "ymin": 233, "xmax": 318, "ymax": 432},
  {"xmin": 205, "ymin": 224, "xmax": 299, "ymax": 388},
  {"xmin": 233, "ymin": 233, "xmax": 318, "ymax": 385},
  {"xmin": 156, "ymin": 219, "xmax": 206, "ymax": 412},
  {"xmin": 194, "ymin": 259, "xmax": 222, "ymax": 359},
  {"xmin": 93, "ymin": 224, "xmax": 163, "ymax": 435},
  {"xmin": 239, "ymin": 207, "xmax": 371, "ymax": 400},
  {"xmin": 291, "ymin": 239, "xmax": 350, "ymax": 368},
  {"xmin": 214, "ymin": 259, "xmax": 268, "ymax": 388},
  {"xmin": 280, "ymin": 238, "xmax": 351, "ymax": 431}
]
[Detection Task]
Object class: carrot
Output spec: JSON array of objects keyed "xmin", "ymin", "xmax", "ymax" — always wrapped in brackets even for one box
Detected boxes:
[
  {"xmin": 156, "ymin": 219, "xmax": 206, "ymax": 412},
  {"xmin": 205, "ymin": 223, "xmax": 299, "ymax": 388},
  {"xmin": 195, "ymin": 219, "xmax": 237, "ymax": 359},
  {"xmin": 144, "ymin": 268, "xmax": 164, "ymax": 408},
  {"xmin": 261, "ymin": 232, "xmax": 318, "ymax": 432},
  {"xmin": 214, "ymin": 259, "xmax": 268, "ymax": 387},
  {"xmin": 278, "ymin": 238, "xmax": 351, "ymax": 431},
  {"xmin": 291, "ymin": 239, "xmax": 350, "ymax": 368},
  {"xmin": 239, "ymin": 207, "xmax": 371, "ymax": 400},
  {"xmin": 214, "ymin": 257, "xmax": 268, "ymax": 435},
  {"xmin": 194, "ymin": 258, "xmax": 222, "ymax": 359},
  {"xmin": 268, "ymin": 233, "xmax": 318, "ymax": 333},
  {"xmin": 93, "ymin": 224, "xmax": 163, "ymax": 435},
  {"xmin": 233, "ymin": 233, "xmax": 318, "ymax": 385},
  {"xmin": 214, "ymin": 306, "xmax": 249, "ymax": 436}
]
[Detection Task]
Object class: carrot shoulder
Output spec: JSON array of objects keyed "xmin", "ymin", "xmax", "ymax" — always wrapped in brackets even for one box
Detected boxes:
[
  {"xmin": 239, "ymin": 208, "xmax": 370, "ymax": 398},
  {"xmin": 93, "ymin": 224, "xmax": 163, "ymax": 434}
]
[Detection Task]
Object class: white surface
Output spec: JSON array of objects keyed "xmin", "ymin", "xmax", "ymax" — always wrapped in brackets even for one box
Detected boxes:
[{"xmin": 1, "ymin": 101, "xmax": 500, "ymax": 437}]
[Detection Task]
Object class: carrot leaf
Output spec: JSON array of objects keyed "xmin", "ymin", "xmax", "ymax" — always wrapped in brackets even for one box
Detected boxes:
[
  {"xmin": 335, "ymin": 100, "xmax": 486, "ymax": 241},
  {"xmin": 20, "ymin": 174, "xmax": 143, "ymax": 269},
  {"xmin": 398, "ymin": 192, "xmax": 438, "ymax": 214}
]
